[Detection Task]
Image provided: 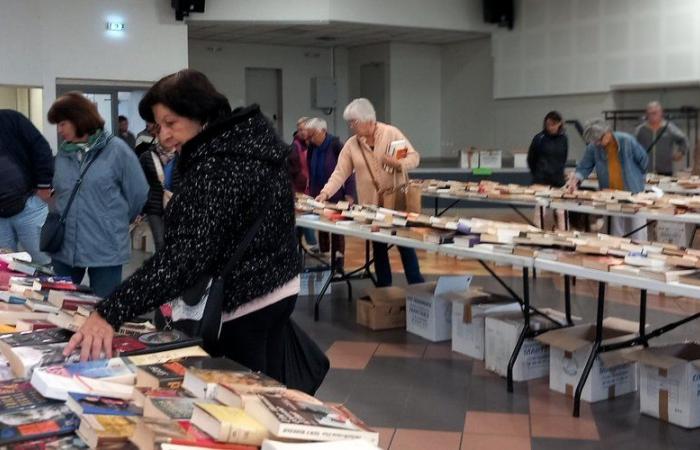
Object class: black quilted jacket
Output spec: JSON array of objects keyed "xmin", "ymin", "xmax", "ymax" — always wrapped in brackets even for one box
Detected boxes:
[{"xmin": 97, "ymin": 105, "xmax": 300, "ymax": 328}]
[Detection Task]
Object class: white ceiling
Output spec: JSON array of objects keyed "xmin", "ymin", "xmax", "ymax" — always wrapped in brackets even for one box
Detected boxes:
[{"xmin": 188, "ymin": 21, "xmax": 487, "ymax": 47}]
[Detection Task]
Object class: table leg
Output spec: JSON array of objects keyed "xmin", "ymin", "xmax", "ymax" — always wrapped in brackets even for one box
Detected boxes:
[
  {"xmin": 507, "ymin": 267, "xmax": 530, "ymax": 393},
  {"xmin": 573, "ymin": 281, "xmax": 605, "ymax": 417},
  {"xmin": 639, "ymin": 289, "xmax": 648, "ymax": 347},
  {"xmin": 564, "ymin": 274, "xmax": 573, "ymax": 325}
]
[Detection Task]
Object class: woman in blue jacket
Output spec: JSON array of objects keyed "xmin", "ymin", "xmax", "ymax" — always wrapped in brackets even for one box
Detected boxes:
[{"xmin": 47, "ymin": 92, "xmax": 148, "ymax": 297}]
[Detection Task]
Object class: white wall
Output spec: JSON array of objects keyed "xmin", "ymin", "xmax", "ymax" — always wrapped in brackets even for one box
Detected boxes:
[
  {"xmin": 390, "ymin": 43, "xmax": 442, "ymax": 158},
  {"xmin": 442, "ymin": 38, "xmax": 614, "ymax": 162},
  {"xmin": 347, "ymin": 43, "xmax": 392, "ymax": 117},
  {"xmin": 0, "ymin": 0, "xmax": 189, "ymax": 148},
  {"xmin": 492, "ymin": 0, "xmax": 700, "ymax": 98},
  {"xmin": 188, "ymin": 40, "xmax": 347, "ymax": 142}
]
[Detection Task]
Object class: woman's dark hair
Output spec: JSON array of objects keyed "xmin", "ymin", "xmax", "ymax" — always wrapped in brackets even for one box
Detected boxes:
[
  {"xmin": 47, "ymin": 92, "xmax": 105, "ymax": 137},
  {"xmin": 543, "ymin": 110, "xmax": 563, "ymax": 132},
  {"xmin": 139, "ymin": 69, "xmax": 231, "ymax": 125}
]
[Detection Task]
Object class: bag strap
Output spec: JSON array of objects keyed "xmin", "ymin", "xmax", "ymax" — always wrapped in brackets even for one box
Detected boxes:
[
  {"xmin": 151, "ymin": 151, "xmax": 165, "ymax": 186},
  {"xmin": 59, "ymin": 139, "xmax": 110, "ymax": 224},
  {"xmin": 358, "ymin": 146, "xmax": 382, "ymax": 193},
  {"xmin": 218, "ymin": 193, "xmax": 274, "ymax": 279},
  {"xmin": 645, "ymin": 123, "xmax": 669, "ymax": 153}
]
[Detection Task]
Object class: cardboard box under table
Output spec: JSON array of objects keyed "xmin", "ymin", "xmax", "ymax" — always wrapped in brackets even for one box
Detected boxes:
[
  {"xmin": 624, "ymin": 343, "xmax": 700, "ymax": 429},
  {"xmin": 357, "ymin": 287, "xmax": 406, "ymax": 331},
  {"xmin": 406, "ymin": 276, "xmax": 472, "ymax": 342},
  {"xmin": 485, "ymin": 310, "xmax": 563, "ymax": 381},
  {"xmin": 536, "ymin": 320, "xmax": 639, "ymax": 403},
  {"xmin": 439, "ymin": 288, "xmax": 520, "ymax": 360}
]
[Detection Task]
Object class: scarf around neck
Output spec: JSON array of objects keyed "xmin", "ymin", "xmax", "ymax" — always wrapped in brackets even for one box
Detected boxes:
[{"xmin": 60, "ymin": 129, "xmax": 109, "ymax": 155}]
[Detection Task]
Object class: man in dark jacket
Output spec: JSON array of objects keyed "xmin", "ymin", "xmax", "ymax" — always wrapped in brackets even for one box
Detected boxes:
[{"xmin": 0, "ymin": 110, "xmax": 54, "ymax": 264}]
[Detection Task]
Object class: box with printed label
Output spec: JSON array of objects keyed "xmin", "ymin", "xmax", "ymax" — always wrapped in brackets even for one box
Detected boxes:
[
  {"xmin": 439, "ymin": 289, "xmax": 519, "ymax": 360},
  {"xmin": 405, "ymin": 276, "xmax": 472, "ymax": 342},
  {"xmin": 485, "ymin": 311, "xmax": 561, "ymax": 381},
  {"xmin": 624, "ymin": 343, "xmax": 700, "ymax": 429},
  {"xmin": 479, "ymin": 150, "xmax": 502, "ymax": 169},
  {"xmin": 537, "ymin": 319, "xmax": 639, "ymax": 403},
  {"xmin": 357, "ymin": 287, "xmax": 406, "ymax": 331}
]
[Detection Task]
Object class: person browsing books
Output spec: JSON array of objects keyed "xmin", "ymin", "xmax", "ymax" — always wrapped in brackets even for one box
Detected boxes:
[
  {"xmin": 47, "ymin": 93, "xmax": 148, "ymax": 297},
  {"xmin": 315, "ymin": 98, "xmax": 424, "ymax": 287},
  {"xmin": 527, "ymin": 110, "xmax": 568, "ymax": 230},
  {"xmin": 566, "ymin": 118, "xmax": 648, "ymax": 240},
  {"xmin": 64, "ymin": 70, "xmax": 301, "ymax": 380},
  {"xmin": 290, "ymin": 116, "xmax": 319, "ymax": 253},
  {"xmin": 305, "ymin": 117, "xmax": 356, "ymax": 266}
]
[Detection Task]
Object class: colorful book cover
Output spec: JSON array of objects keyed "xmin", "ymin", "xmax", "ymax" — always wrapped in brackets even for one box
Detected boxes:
[
  {"xmin": 0, "ymin": 328, "xmax": 71, "ymax": 348},
  {"xmin": 8, "ymin": 435, "xmax": 88, "ymax": 449},
  {"xmin": 148, "ymin": 397, "xmax": 197, "ymax": 419},
  {"xmin": 0, "ymin": 404, "xmax": 79, "ymax": 445},
  {"xmin": 63, "ymin": 358, "xmax": 135, "ymax": 380},
  {"xmin": 140, "ymin": 361, "xmax": 188, "ymax": 388},
  {"xmin": 67, "ymin": 393, "xmax": 141, "ymax": 416},
  {"xmin": 189, "ymin": 367, "xmax": 284, "ymax": 392},
  {"xmin": 112, "ymin": 336, "xmax": 147, "ymax": 354},
  {"xmin": 0, "ymin": 381, "xmax": 55, "ymax": 413}
]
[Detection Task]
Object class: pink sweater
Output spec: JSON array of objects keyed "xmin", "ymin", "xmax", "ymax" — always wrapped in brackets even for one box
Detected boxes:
[{"xmin": 320, "ymin": 122, "xmax": 420, "ymax": 206}]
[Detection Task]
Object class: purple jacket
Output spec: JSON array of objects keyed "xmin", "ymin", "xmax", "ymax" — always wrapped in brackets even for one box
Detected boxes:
[{"xmin": 307, "ymin": 134, "xmax": 356, "ymax": 202}]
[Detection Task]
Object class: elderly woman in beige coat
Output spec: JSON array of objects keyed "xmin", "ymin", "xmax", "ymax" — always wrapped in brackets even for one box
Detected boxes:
[{"xmin": 316, "ymin": 98, "xmax": 424, "ymax": 287}]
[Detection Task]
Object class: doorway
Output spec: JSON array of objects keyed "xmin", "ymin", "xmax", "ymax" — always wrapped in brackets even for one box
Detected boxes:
[
  {"xmin": 56, "ymin": 82, "xmax": 150, "ymax": 144},
  {"xmin": 360, "ymin": 62, "xmax": 387, "ymax": 122},
  {"xmin": 245, "ymin": 68, "xmax": 283, "ymax": 135}
]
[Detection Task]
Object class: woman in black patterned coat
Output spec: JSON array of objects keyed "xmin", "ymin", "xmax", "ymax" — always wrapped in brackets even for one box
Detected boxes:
[{"xmin": 64, "ymin": 70, "xmax": 301, "ymax": 380}]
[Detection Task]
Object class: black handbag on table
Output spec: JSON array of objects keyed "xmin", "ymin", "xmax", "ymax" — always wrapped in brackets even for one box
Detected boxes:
[
  {"xmin": 40, "ymin": 145, "xmax": 107, "ymax": 253},
  {"xmin": 169, "ymin": 194, "xmax": 273, "ymax": 352}
]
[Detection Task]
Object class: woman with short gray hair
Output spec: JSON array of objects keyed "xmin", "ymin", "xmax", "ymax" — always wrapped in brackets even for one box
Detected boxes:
[
  {"xmin": 316, "ymin": 98, "xmax": 424, "ymax": 287},
  {"xmin": 567, "ymin": 118, "xmax": 648, "ymax": 239}
]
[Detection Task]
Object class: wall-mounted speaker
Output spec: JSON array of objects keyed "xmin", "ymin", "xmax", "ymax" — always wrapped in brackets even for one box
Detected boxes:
[
  {"xmin": 483, "ymin": 0, "xmax": 514, "ymax": 30},
  {"xmin": 172, "ymin": 0, "xmax": 205, "ymax": 21}
]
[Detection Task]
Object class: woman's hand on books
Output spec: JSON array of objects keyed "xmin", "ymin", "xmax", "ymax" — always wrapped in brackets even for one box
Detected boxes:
[
  {"xmin": 63, "ymin": 312, "xmax": 114, "ymax": 362},
  {"xmin": 315, "ymin": 192, "xmax": 329, "ymax": 203},
  {"xmin": 345, "ymin": 195, "xmax": 354, "ymax": 206},
  {"xmin": 565, "ymin": 173, "xmax": 579, "ymax": 193}
]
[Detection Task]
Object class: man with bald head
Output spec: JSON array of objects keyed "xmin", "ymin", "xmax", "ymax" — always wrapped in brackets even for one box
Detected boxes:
[{"xmin": 635, "ymin": 101, "xmax": 689, "ymax": 175}]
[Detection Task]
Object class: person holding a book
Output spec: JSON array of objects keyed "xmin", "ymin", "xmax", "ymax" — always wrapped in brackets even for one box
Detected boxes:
[
  {"xmin": 635, "ymin": 101, "xmax": 689, "ymax": 176},
  {"xmin": 305, "ymin": 117, "xmax": 356, "ymax": 266},
  {"xmin": 63, "ymin": 70, "xmax": 301, "ymax": 379},
  {"xmin": 566, "ymin": 118, "xmax": 649, "ymax": 239},
  {"xmin": 315, "ymin": 98, "xmax": 424, "ymax": 287},
  {"xmin": 527, "ymin": 110, "xmax": 568, "ymax": 230},
  {"xmin": 0, "ymin": 109, "xmax": 54, "ymax": 265},
  {"xmin": 47, "ymin": 93, "xmax": 148, "ymax": 297}
]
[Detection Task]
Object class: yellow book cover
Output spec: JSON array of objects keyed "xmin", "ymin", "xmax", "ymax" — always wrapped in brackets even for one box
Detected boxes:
[
  {"xmin": 0, "ymin": 325, "xmax": 16, "ymax": 333},
  {"xmin": 192, "ymin": 403, "xmax": 268, "ymax": 445}
]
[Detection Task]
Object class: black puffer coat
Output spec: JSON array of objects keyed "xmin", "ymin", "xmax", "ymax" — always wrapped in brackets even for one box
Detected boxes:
[
  {"xmin": 527, "ymin": 130, "xmax": 568, "ymax": 188},
  {"xmin": 97, "ymin": 105, "xmax": 300, "ymax": 328}
]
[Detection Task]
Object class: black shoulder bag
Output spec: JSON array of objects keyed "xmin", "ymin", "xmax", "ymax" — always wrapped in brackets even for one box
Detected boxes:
[
  {"xmin": 170, "ymin": 194, "xmax": 273, "ymax": 351},
  {"xmin": 40, "ymin": 146, "xmax": 106, "ymax": 253}
]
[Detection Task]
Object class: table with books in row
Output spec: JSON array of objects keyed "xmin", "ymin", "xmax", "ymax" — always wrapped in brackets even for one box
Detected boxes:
[
  {"xmin": 419, "ymin": 179, "xmax": 700, "ymax": 235},
  {"xmin": 0, "ymin": 253, "xmax": 382, "ymax": 450},
  {"xmin": 295, "ymin": 202, "xmax": 700, "ymax": 417}
]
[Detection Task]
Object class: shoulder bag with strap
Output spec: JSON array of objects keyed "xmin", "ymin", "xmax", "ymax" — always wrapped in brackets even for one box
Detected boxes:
[
  {"xmin": 358, "ymin": 145, "xmax": 422, "ymax": 213},
  {"xmin": 40, "ymin": 143, "xmax": 108, "ymax": 253},
  {"xmin": 645, "ymin": 123, "xmax": 669, "ymax": 153},
  {"xmin": 150, "ymin": 151, "xmax": 174, "ymax": 208},
  {"xmin": 166, "ymin": 193, "xmax": 273, "ymax": 351}
]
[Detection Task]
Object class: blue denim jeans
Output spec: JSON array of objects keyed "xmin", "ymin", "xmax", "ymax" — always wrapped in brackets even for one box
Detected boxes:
[
  {"xmin": 372, "ymin": 242, "xmax": 425, "ymax": 287},
  {"xmin": 0, "ymin": 195, "xmax": 50, "ymax": 265},
  {"xmin": 302, "ymin": 227, "xmax": 318, "ymax": 247},
  {"xmin": 52, "ymin": 259, "xmax": 123, "ymax": 298}
]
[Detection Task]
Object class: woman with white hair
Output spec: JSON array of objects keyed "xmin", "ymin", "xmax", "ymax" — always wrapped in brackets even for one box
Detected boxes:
[
  {"xmin": 566, "ymin": 118, "xmax": 648, "ymax": 239},
  {"xmin": 316, "ymin": 98, "xmax": 424, "ymax": 287}
]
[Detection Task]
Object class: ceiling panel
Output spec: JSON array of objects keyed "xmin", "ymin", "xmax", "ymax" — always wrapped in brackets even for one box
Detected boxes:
[{"xmin": 188, "ymin": 21, "xmax": 486, "ymax": 48}]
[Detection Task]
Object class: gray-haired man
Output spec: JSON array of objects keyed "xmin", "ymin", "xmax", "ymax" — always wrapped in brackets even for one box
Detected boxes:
[{"xmin": 635, "ymin": 101, "xmax": 689, "ymax": 176}]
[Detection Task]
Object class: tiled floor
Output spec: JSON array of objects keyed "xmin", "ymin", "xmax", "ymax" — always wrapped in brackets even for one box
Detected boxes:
[{"xmin": 124, "ymin": 208, "xmax": 700, "ymax": 450}]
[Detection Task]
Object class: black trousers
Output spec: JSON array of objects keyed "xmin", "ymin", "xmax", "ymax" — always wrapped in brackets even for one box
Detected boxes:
[{"xmin": 212, "ymin": 294, "xmax": 297, "ymax": 382}]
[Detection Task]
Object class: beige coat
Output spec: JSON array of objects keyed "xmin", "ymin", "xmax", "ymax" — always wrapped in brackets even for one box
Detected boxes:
[{"xmin": 320, "ymin": 122, "xmax": 420, "ymax": 206}]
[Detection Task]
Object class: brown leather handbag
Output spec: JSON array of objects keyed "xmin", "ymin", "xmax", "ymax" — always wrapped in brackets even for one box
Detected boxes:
[{"xmin": 359, "ymin": 147, "xmax": 422, "ymax": 213}]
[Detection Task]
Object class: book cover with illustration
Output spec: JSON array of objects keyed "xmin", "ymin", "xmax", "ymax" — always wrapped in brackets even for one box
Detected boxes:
[
  {"xmin": 0, "ymin": 403, "xmax": 79, "ymax": 446},
  {"xmin": 0, "ymin": 380, "xmax": 56, "ymax": 413},
  {"xmin": 67, "ymin": 393, "xmax": 141, "ymax": 417},
  {"xmin": 246, "ymin": 391, "xmax": 378, "ymax": 444}
]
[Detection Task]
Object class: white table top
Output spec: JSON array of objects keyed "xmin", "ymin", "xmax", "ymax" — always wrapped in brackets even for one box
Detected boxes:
[{"xmin": 296, "ymin": 214, "xmax": 700, "ymax": 300}]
